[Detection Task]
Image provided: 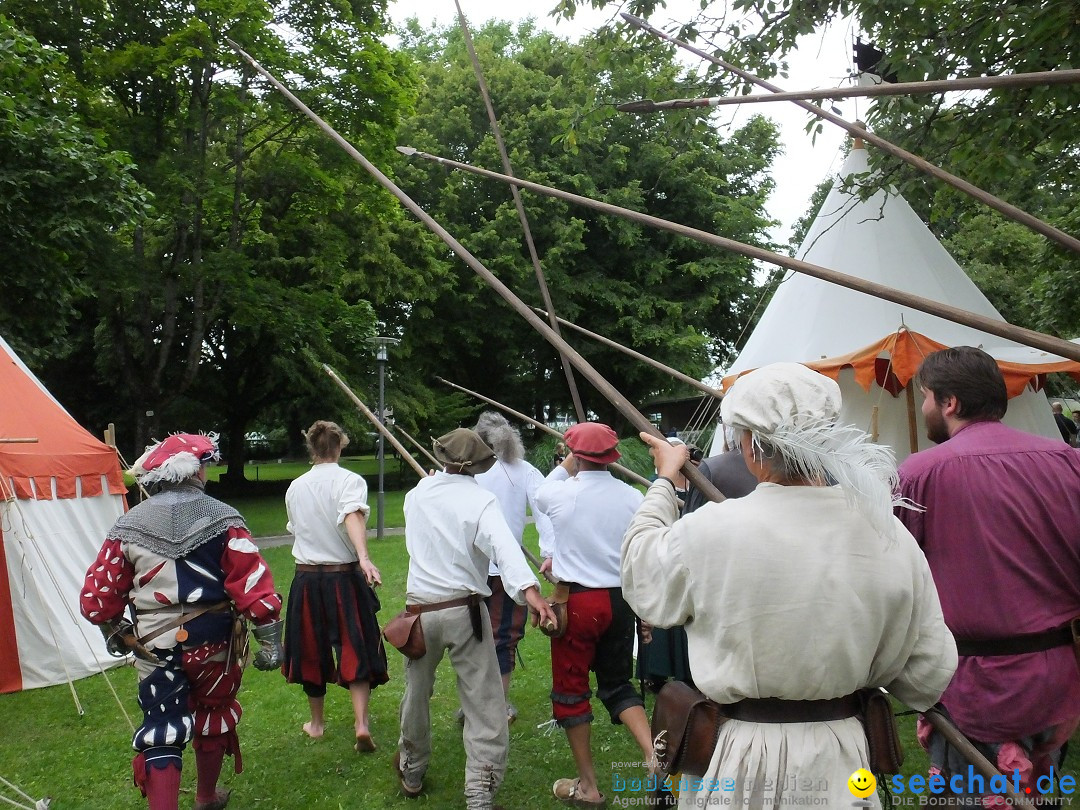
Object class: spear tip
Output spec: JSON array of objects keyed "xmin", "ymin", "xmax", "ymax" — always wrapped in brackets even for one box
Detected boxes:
[{"xmin": 396, "ymin": 145, "xmax": 418, "ymax": 156}]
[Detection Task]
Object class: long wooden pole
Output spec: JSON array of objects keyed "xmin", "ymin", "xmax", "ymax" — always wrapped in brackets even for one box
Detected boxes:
[
  {"xmin": 535, "ymin": 307, "xmax": 721, "ymax": 398},
  {"xmin": 619, "ymin": 13, "xmax": 1080, "ymax": 257},
  {"xmin": 323, "ymin": 365, "xmax": 552, "ymax": 577},
  {"xmin": 322, "ymin": 365, "xmax": 428, "ymax": 480},
  {"xmin": 922, "ymin": 709, "xmax": 1021, "ymax": 799},
  {"xmin": 616, "ymin": 68, "xmax": 1080, "ymax": 112},
  {"xmin": 398, "ymin": 146, "xmax": 1080, "ymax": 364},
  {"xmin": 227, "ymin": 40, "xmax": 724, "ymax": 504},
  {"xmin": 454, "ymin": 1, "xmax": 587, "ymax": 423},
  {"xmin": 394, "ymin": 424, "xmax": 441, "ymax": 470},
  {"xmin": 435, "ymin": 376, "xmax": 658, "ymax": 491}
]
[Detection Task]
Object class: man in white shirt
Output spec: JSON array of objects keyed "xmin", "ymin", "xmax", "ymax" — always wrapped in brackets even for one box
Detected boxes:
[
  {"xmin": 473, "ymin": 411, "xmax": 555, "ymax": 724},
  {"xmin": 535, "ymin": 422, "xmax": 653, "ymax": 809},
  {"xmin": 396, "ymin": 428, "xmax": 556, "ymax": 810}
]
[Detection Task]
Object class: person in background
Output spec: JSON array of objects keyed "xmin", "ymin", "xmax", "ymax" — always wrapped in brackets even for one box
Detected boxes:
[
  {"xmin": 282, "ymin": 420, "xmax": 388, "ymax": 752},
  {"xmin": 536, "ymin": 422, "xmax": 653, "ymax": 809},
  {"xmin": 899, "ymin": 347, "xmax": 1080, "ymax": 798},
  {"xmin": 472, "ymin": 411, "xmax": 555, "ymax": 724},
  {"xmin": 80, "ymin": 433, "xmax": 283, "ymax": 810},
  {"xmin": 625, "ymin": 364, "xmax": 956, "ymax": 808},
  {"xmin": 1051, "ymin": 401, "xmax": 1077, "ymax": 444},
  {"xmin": 396, "ymin": 428, "xmax": 556, "ymax": 809}
]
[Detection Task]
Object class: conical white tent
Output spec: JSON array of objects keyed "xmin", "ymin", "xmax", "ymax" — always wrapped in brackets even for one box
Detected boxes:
[
  {"xmin": 717, "ymin": 143, "xmax": 1079, "ymax": 462},
  {"xmin": 0, "ymin": 335, "xmax": 127, "ymax": 692}
]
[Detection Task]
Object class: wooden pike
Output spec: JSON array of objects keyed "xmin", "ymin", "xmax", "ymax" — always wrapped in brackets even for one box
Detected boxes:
[
  {"xmin": 435, "ymin": 376, "xmax": 656, "ymax": 490},
  {"xmin": 397, "ymin": 146, "xmax": 1080, "ymax": 364},
  {"xmin": 322, "ymin": 365, "xmax": 427, "ymax": 480},
  {"xmin": 534, "ymin": 307, "xmax": 722, "ymax": 399},
  {"xmin": 227, "ymin": 40, "xmax": 724, "ymax": 503},
  {"xmin": 620, "ymin": 13, "xmax": 1080, "ymax": 257},
  {"xmin": 394, "ymin": 424, "xmax": 441, "ymax": 470},
  {"xmin": 454, "ymin": 1, "xmax": 588, "ymax": 423},
  {"xmin": 322, "ymin": 363, "xmax": 554, "ymax": 579},
  {"xmin": 922, "ymin": 708, "xmax": 1022, "ymax": 799},
  {"xmin": 616, "ymin": 68, "xmax": 1080, "ymax": 112}
]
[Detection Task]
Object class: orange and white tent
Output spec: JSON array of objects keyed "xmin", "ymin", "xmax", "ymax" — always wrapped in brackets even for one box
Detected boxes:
[
  {"xmin": 718, "ymin": 142, "xmax": 1080, "ymax": 462},
  {"xmin": 0, "ymin": 334, "xmax": 127, "ymax": 693}
]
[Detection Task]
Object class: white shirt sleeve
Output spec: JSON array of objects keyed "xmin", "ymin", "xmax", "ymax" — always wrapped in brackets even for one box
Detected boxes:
[
  {"xmin": 526, "ymin": 463, "xmax": 557, "ymax": 559},
  {"xmin": 473, "ymin": 501, "xmax": 539, "ymax": 605},
  {"xmin": 620, "ymin": 479, "xmax": 695, "ymax": 628},
  {"xmin": 336, "ymin": 471, "xmax": 370, "ymax": 524}
]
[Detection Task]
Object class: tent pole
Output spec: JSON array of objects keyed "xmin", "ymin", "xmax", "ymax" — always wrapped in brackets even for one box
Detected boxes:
[
  {"xmin": 619, "ymin": 14, "xmax": 1080, "ymax": 257},
  {"xmin": 227, "ymin": 40, "xmax": 723, "ymax": 504},
  {"xmin": 396, "ymin": 145, "xmax": 1080, "ymax": 364},
  {"xmin": 905, "ymin": 384, "xmax": 920, "ymax": 455}
]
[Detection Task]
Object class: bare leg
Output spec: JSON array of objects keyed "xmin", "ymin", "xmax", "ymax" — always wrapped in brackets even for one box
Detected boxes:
[
  {"xmin": 619, "ymin": 705, "xmax": 656, "ymax": 767},
  {"xmin": 565, "ymin": 723, "xmax": 604, "ymax": 802},
  {"xmin": 303, "ymin": 695, "xmax": 325, "ymax": 738},
  {"xmin": 501, "ymin": 673, "xmax": 511, "ymax": 699},
  {"xmin": 351, "ymin": 681, "xmax": 372, "ymax": 741}
]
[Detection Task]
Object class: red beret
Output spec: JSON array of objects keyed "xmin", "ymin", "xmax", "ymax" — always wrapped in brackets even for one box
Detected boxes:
[{"xmin": 563, "ymin": 422, "xmax": 620, "ymax": 464}]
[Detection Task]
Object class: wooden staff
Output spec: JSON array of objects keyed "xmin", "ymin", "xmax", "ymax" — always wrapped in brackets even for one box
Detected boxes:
[
  {"xmin": 922, "ymin": 708, "xmax": 1021, "ymax": 799},
  {"xmin": 0, "ymin": 438, "xmax": 38, "ymax": 443},
  {"xmin": 227, "ymin": 40, "xmax": 725, "ymax": 504},
  {"xmin": 534, "ymin": 307, "xmax": 722, "ymax": 399},
  {"xmin": 435, "ymin": 376, "xmax": 656, "ymax": 490},
  {"xmin": 619, "ymin": 13, "xmax": 1080, "ymax": 257},
  {"xmin": 616, "ymin": 68, "xmax": 1080, "ymax": 112},
  {"xmin": 397, "ymin": 146, "xmax": 1080, "ymax": 364},
  {"xmin": 454, "ymin": 1, "xmax": 587, "ymax": 423},
  {"xmin": 394, "ymin": 424, "xmax": 441, "ymax": 470},
  {"xmin": 322, "ymin": 365, "xmax": 427, "ymax": 480},
  {"xmin": 322, "ymin": 363, "xmax": 554, "ymax": 578}
]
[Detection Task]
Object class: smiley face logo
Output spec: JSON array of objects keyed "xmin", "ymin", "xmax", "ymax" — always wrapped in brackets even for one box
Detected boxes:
[{"xmin": 847, "ymin": 768, "xmax": 876, "ymax": 798}]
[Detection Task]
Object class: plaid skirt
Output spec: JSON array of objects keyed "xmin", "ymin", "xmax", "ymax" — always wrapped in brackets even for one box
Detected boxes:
[{"xmin": 283, "ymin": 568, "xmax": 390, "ymax": 695}]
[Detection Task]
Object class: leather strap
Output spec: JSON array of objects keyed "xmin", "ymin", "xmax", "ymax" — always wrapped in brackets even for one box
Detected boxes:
[
  {"xmin": 722, "ymin": 692, "xmax": 862, "ymax": 723},
  {"xmin": 955, "ymin": 622, "xmax": 1074, "ymax": 656},
  {"xmin": 406, "ymin": 594, "xmax": 480, "ymax": 615},
  {"xmin": 296, "ymin": 562, "xmax": 358, "ymax": 573},
  {"xmin": 137, "ymin": 600, "xmax": 232, "ymax": 645}
]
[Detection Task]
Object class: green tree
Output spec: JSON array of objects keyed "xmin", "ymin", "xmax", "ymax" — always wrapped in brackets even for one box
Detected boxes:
[
  {"xmin": 0, "ymin": 16, "xmax": 146, "ymax": 363},
  {"xmin": 2, "ymin": 0, "xmax": 422, "ymax": 467},
  {"xmin": 390, "ymin": 19, "xmax": 780, "ymax": 430}
]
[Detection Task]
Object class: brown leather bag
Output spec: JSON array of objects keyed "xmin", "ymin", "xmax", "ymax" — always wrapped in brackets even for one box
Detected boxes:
[
  {"xmin": 383, "ymin": 610, "xmax": 425, "ymax": 659},
  {"xmin": 860, "ymin": 688, "xmax": 904, "ymax": 773},
  {"xmin": 539, "ymin": 583, "xmax": 570, "ymax": 639},
  {"xmin": 651, "ymin": 681, "xmax": 725, "ymax": 778}
]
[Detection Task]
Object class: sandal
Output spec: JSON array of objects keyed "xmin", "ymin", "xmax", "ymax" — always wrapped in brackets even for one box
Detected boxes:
[{"xmin": 553, "ymin": 777, "xmax": 606, "ymax": 808}]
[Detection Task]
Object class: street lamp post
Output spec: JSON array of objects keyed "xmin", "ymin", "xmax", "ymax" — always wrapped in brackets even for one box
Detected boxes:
[{"xmin": 370, "ymin": 336, "xmax": 399, "ymax": 540}]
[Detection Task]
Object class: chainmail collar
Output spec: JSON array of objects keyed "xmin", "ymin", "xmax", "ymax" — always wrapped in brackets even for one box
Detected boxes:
[{"xmin": 110, "ymin": 481, "xmax": 246, "ymax": 559}]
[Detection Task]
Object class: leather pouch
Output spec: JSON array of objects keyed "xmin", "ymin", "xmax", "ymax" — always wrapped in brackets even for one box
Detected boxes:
[
  {"xmin": 540, "ymin": 582, "xmax": 570, "ymax": 639},
  {"xmin": 651, "ymin": 680, "xmax": 725, "ymax": 778},
  {"xmin": 860, "ymin": 688, "xmax": 904, "ymax": 773},
  {"xmin": 383, "ymin": 610, "xmax": 426, "ymax": 659}
]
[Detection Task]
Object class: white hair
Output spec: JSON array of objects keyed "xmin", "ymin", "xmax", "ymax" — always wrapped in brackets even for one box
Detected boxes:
[{"xmin": 474, "ymin": 411, "xmax": 524, "ymax": 463}]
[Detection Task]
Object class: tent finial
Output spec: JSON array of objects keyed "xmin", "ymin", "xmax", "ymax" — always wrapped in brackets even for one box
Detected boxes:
[{"xmin": 852, "ymin": 120, "xmax": 867, "ymax": 150}]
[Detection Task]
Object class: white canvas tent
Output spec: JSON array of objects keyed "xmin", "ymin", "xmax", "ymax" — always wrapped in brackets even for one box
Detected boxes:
[
  {"xmin": 0, "ymin": 335, "xmax": 127, "ymax": 693},
  {"xmin": 715, "ymin": 143, "xmax": 1080, "ymax": 461}
]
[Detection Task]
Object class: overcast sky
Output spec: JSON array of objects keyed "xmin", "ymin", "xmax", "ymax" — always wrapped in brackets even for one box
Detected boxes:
[{"xmin": 388, "ymin": 0, "xmax": 868, "ymax": 245}]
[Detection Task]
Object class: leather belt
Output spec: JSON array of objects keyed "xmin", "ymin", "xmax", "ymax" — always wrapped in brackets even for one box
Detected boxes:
[
  {"xmin": 405, "ymin": 594, "xmax": 480, "ymax": 614},
  {"xmin": 406, "ymin": 595, "xmax": 482, "ymax": 641},
  {"xmin": 136, "ymin": 600, "xmax": 232, "ymax": 645},
  {"xmin": 722, "ymin": 692, "xmax": 862, "ymax": 723},
  {"xmin": 955, "ymin": 620, "xmax": 1077, "ymax": 657},
  {"xmin": 296, "ymin": 562, "xmax": 358, "ymax": 573}
]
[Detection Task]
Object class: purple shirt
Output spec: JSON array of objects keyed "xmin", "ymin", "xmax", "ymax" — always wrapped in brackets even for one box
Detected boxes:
[{"xmin": 898, "ymin": 420, "xmax": 1080, "ymax": 741}]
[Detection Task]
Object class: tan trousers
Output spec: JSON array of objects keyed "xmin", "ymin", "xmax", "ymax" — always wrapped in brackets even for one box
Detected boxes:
[{"xmin": 397, "ymin": 602, "xmax": 508, "ymax": 810}]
